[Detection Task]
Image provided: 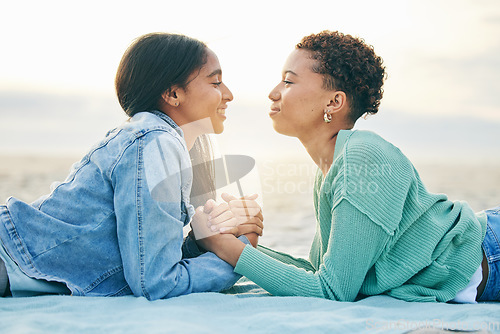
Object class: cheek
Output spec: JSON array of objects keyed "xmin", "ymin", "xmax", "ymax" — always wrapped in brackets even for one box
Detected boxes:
[
  {"xmin": 214, "ymin": 91, "xmax": 222, "ymax": 104},
  {"xmin": 283, "ymin": 94, "xmax": 322, "ymax": 126},
  {"xmin": 205, "ymin": 89, "xmax": 222, "ymax": 108},
  {"xmin": 282, "ymin": 91, "xmax": 310, "ymax": 112}
]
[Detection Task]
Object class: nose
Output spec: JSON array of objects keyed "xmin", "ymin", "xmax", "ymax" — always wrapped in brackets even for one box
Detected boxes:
[
  {"xmin": 221, "ymin": 82, "xmax": 233, "ymax": 102},
  {"xmin": 268, "ymin": 84, "xmax": 280, "ymax": 101}
]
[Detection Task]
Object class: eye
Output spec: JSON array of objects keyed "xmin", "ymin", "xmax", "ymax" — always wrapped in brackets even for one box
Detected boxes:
[
  {"xmin": 212, "ymin": 81, "xmax": 222, "ymax": 87},
  {"xmin": 283, "ymin": 80, "xmax": 293, "ymax": 85}
]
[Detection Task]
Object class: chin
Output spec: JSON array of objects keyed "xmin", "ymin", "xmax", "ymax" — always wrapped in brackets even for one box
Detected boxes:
[
  {"xmin": 272, "ymin": 122, "xmax": 293, "ymax": 137},
  {"xmin": 213, "ymin": 122, "xmax": 224, "ymax": 134},
  {"xmin": 209, "ymin": 116, "xmax": 226, "ymax": 134}
]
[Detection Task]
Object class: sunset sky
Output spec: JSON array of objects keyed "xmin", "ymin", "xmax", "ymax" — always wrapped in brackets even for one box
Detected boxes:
[{"xmin": 1, "ymin": 0, "xmax": 499, "ymax": 161}]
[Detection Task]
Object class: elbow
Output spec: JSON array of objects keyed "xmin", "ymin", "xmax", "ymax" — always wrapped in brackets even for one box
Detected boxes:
[
  {"xmin": 131, "ymin": 285, "xmax": 186, "ymax": 301},
  {"xmin": 130, "ymin": 283, "xmax": 190, "ymax": 301},
  {"xmin": 134, "ymin": 273, "xmax": 193, "ymax": 301}
]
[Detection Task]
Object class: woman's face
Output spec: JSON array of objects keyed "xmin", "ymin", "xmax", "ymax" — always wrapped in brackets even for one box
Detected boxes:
[
  {"xmin": 178, "ymin": 48, "xmax": 233, "ymax": 134},
  {"xmin": 268, "ymin": 49, "xmax": 332, "ymax": 138}
]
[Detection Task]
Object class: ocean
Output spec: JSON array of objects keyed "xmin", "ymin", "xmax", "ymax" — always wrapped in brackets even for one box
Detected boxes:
[{"xmin": 1, "ymin": 154, "xmax": 499, "ymax": 259}]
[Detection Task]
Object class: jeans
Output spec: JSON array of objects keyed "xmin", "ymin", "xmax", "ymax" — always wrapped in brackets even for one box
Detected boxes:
[
  {"xmin": 0, "ymin": 256, "xmax": 8, "ymax": 296},
  {"xmin": 478, "ymin": 206, "xmax": 500, "ymax": 301},
  {"xmin": 0, "ymin": 242, "xmax": 69, "ymax": 297}
]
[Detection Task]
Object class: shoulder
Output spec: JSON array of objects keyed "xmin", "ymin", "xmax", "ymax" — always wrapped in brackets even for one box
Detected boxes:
[
  {"xmin": 345, "ymin": 130, "xmax": 404, "ymax": 158},
  {"xmin": 329, "ymin": 130, "xmax": 417, "ymax": 235},
  {"xmin": 92, "ymin": 113, "xmax": 187, "ymax": 177},
  {"xmin": 100, "ymin": 113, "xmax": 187, "ymax": 163},
  {"xmin": 339, "ymin": 130, "xmax": 413, "ymax": 176},
  {"xmin": 120, "ymin": 112, "xmax": 185, "ymax": 146},
  {"xmin": 340, "ymin": 129, "xmax": 415, "ymax": 183}
]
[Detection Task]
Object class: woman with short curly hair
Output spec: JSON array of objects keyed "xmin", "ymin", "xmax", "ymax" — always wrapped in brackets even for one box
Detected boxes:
[
  {"xmin": 296, "ymin": 31, "xmax": 385, "ymax": 122},
  {"xmin": 201, "ymin": 30, "xmax": 500, "ymax": 303}
]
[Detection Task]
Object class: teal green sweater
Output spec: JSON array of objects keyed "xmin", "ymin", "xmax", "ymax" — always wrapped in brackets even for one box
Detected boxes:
[{"xmin": 234, "ymin": 130, "xmax": 487, "ymax": 302}]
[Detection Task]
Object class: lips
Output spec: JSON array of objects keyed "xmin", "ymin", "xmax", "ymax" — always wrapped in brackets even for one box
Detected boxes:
[
  {"xmin": 269, "ymin": 107, "xmax": 280, "ymax": 117},
  {"xmin": 217, "ymin": 108, "xmax": 226, "ymax": 115}
]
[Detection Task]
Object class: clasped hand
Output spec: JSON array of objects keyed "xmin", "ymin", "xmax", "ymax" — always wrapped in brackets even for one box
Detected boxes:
[{"xmin": 191, "ymin": 193, "xmax": 263, "ymax": 248}]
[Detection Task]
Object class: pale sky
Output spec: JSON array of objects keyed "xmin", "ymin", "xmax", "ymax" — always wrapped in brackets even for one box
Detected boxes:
[{"xmin": 1, "ymin": 0, "xmax": 499, "ymax": 159}]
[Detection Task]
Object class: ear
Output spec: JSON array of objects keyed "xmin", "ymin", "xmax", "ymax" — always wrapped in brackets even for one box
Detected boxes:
[
  {"xmin": 326, "ymin": 91, "xmax": 347, "ymax": 113},
  {"xmin": 161, "ymin": 88, "xmax": 181, "ymax": 107}
]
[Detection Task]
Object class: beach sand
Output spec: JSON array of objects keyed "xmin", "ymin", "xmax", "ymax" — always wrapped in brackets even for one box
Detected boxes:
[
  {"xmin": 1, "ymin": 154, "xmax": 499, "ymax": 258},
  {"xmin": 0, "ymin": 155, "xmax": 80, "ymax": 204}
]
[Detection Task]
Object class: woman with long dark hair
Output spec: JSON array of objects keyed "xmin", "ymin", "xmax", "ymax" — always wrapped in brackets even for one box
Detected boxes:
[{"xmin": 0, "ymin": 33, "xmax": 262, "ymax": 300}]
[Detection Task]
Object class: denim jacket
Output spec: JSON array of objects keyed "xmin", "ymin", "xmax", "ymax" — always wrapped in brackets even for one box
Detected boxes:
[{"xmin": 0, "ymin": 111, "xmax": 243, "ymax": 300}]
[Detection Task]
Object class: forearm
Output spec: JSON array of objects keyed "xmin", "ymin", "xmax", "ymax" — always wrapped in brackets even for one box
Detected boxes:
[
  {"xmin": 140, "ymin": 235, "xmax": 251, "ymax": 299},
  {"xmin": 214, "ymin": 238, "xmax": 246, "ymax": 267},
  {"xmin": 244, "ymin": 232, "xmax": 259, "ymax": 248},
  {"xmin": 199, "ymin": 234, "xmax": 247, "ymax": 267},
  {"xmin": 235, "ymin": 245, "xmax": 326, "ymax": 298},
  {"xmin": 257, "ymin": 245, "xmax": 315, "ymax": 272}
]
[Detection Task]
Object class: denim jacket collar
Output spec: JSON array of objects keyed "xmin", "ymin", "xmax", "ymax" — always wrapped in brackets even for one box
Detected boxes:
[{"xmin": 149, "ymin": 110, "xmax": 184, "ymax": 138}]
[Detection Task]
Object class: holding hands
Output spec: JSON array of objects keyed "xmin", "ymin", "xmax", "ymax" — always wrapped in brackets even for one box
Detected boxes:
[
  {"xmin": 191, "ymin": 193, "xmax": 263, "ymax": 263},
  {"xmin": 207, "ymin": 193, "xmax": 263, "ymax": 236},
  {"xmin": 191, "ymin": 193, "xmax": 263, "ymax": 243}
]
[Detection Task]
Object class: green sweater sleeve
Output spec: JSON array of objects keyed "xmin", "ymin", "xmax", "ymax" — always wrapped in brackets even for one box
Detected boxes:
[
  {"xmin": 235, "ymin": 199, "xmax": 391, "ymax": 300},
  {"xmin": 256, "ymin": 245, "xmax": 316, "ymax": 272}
]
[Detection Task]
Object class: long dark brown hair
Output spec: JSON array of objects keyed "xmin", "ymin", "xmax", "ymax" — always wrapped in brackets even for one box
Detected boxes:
[{"xmin": 115, "ymin": 32, "xmax": 216, "ymax": 207}]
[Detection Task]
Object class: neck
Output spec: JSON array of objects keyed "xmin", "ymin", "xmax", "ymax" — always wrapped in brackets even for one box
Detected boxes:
[
  {"xmin": 157, "ymin": 106, "xmax": 213, "ymax": 151},
  {"xmin": 182, "ymin": 132, "xmax": 197, "ymax": 151},
  {"xmin": 179, "ymin": 118, "xmax": 213, "ymax": 150},
  {"xmin": 298, "ymin": 114, "xmax": 355, "ymax": 176},
  {"xmin": 299, "ymin": 130, "xmax": 339, "ymax": 177}
]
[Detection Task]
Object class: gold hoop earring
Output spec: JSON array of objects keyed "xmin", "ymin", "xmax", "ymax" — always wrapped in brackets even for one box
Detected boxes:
[{"xmin": 323, "ymin": 109, "xmax": 332, "ymax": 123}]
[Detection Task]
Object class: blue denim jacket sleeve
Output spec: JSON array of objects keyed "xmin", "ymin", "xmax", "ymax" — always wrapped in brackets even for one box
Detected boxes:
[{"xmin": 112, "ymin": 130, "xmax": 243, "ymax": 300}]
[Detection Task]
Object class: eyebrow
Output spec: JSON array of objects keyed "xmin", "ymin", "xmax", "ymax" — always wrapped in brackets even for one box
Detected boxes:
[
  {"xmin": 207, "ymin": 69, "xmax": 222, "ymax": 77},
  {"xmin": 283, "ymin": 70, "xmax": 298, "ymax": 76}
]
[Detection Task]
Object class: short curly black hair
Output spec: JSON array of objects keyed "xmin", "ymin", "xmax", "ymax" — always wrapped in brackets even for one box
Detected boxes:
[{"xmin": 297, "ymin": 31, "xmax": 386, "ymax": 122}]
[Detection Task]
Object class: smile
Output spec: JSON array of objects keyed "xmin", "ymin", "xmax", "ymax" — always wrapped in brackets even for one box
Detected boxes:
[{"xmin": 217, "ymin": 108, "xmax": 226, "ymax": 116}]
